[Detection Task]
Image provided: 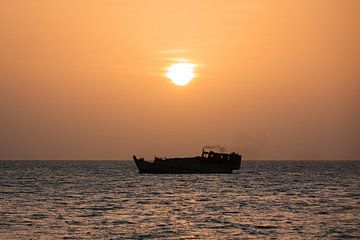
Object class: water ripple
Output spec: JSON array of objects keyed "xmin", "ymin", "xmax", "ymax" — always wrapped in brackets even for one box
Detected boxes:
[{"xmin": 0, "ymin": 160, "xmax": 359, "ymax": 239}]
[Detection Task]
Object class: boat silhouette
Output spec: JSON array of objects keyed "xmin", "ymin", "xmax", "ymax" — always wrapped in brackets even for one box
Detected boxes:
[{"xmin": 133, "ymin": 147, "xmax": 241, "ymax": 174}]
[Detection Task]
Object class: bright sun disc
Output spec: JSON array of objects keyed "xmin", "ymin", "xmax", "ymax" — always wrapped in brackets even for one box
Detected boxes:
[{"xmin": 166, "ymin": 62, "xmax": 195, "ymax": 86}]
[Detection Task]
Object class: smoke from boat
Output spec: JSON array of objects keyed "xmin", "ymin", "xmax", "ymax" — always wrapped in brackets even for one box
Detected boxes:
[{"xmin": 204, "ymin": 145, "xmax": 228, "ymax": 153}]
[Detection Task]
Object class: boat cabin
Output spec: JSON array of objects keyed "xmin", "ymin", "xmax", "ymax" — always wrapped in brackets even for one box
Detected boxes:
[{"xmin": 201, "ymin": 149, "xmax": 240, "ymax": 161}]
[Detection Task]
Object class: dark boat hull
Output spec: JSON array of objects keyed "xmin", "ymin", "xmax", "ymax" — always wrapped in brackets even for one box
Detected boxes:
[{"xmin": 133, "ymin": 157, "xmax": 240, "ymax": 174}]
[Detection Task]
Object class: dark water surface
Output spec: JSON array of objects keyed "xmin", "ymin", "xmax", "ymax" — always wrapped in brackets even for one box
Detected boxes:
[{"xmin": 0, "ymin": 161, "xmax": 359, "ymax": 239}]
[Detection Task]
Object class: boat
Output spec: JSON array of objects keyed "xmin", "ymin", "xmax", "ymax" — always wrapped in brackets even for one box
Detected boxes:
[{"xmin": 133, "ymin": 147, "xmax": 242, "ymax": 174}]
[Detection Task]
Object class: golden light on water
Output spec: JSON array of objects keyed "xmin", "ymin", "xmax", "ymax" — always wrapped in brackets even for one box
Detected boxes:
[{"xmin": 166, "ymin": 60, "xmax": 196, "ymax": 86}]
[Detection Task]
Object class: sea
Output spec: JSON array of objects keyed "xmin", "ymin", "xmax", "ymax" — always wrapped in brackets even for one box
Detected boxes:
[{"xmin": 0, "ymin": 160, "xmax": 359, "ymax": 239}]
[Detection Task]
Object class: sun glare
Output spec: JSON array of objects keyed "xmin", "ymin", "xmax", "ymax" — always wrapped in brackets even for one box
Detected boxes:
[{"xmin": 166, "ymin": 61, "xmax": 196, "ymax": 86}]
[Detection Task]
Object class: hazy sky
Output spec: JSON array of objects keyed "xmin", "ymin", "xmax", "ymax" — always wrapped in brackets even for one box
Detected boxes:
[{"xmin": 1, "ymin": 0, "xmax": 359, "ymax": 160}]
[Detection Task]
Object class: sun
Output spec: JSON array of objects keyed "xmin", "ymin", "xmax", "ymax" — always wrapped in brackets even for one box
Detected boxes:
[{"xmin": 166, "ymin": 61, "xmax": 196, "ymax": 86}]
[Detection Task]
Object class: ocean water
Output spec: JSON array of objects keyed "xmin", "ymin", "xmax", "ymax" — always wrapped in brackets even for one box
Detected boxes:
[{"xmin": 0, "ymin": 161, "xmax": 359, "ymax": 239}]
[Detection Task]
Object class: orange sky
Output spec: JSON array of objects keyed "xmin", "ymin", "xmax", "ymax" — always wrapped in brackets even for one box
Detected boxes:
[{"xmin": 1, "ymin": 0, "xmax": 359, "ymax": 160}]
